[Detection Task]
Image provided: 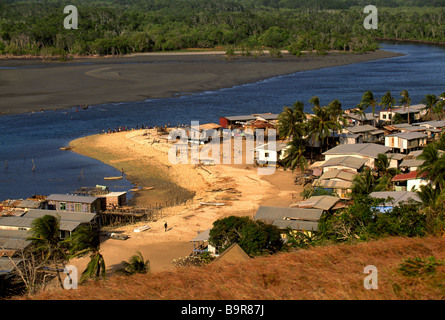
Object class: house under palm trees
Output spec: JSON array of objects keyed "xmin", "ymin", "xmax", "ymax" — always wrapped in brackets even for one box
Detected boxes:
[{"xmin": 379, "ymin": 104, "xmax": 426, "ymax": 124}]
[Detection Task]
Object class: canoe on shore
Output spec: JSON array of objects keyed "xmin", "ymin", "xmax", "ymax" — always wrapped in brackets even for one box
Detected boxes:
[{"xmin": 104, "ymin": 176, "xmax": 123, "ymax": 180}]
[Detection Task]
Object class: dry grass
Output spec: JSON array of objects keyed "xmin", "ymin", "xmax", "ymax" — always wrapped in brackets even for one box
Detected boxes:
[{"xmin": 29, "ymin": 236, "xmax": 445, "ymax": 300}]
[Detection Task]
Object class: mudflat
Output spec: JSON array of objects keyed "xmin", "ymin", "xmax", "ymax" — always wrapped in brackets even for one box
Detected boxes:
[{"xmin": 0, "ymin": 50, "xmax": 403, "ymax": 115}]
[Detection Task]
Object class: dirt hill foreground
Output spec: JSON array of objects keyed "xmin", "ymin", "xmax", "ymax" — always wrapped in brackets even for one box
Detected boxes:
[{"xmin": 29, "ymin": 236, "xmax": 445, "ymax": 300}]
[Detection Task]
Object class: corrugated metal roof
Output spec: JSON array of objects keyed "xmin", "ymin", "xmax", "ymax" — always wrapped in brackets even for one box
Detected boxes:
[
  {"xmin": 321, "ymin": 156, "xmax": 367, "ymax": 170},
  {"xmin": 323, "ymin": 143, "xmax": 390, "ymax": 158},
  {"xmin": 272, "ymin": 219, "xmax": 319, "ymax": 231},
  {"xmin": 254, "ymin": 206, "xmax": 323, "ymax": 223},
  {"xmin": 313, "ymin": 179, "xmax": 353, "ymax": 189},
  {"xmin": 292, "ymin": 195, "xmax": 340, "ymax": 211},
  {"xmin": 191, "ymin": 229, "xmax": 210, "ymax": 242},
  {"xmin": 223, "ymin": 115, "xmax": 257, "ymax": 121},
  {"xmin": 346, "ymin": 125, "xmax": 378, "ymax": 133},
  {"xmin": 23, "ymin": 209, "xmax": 97, "ymax": 223},
  {"xmin": 399, "ymin": 159, "xmax": 425, "ymax": 168},
  {"xmin": 370, "ymin": 191, "xmax": 421, "ymax": 206},
  {"xmin": 254, "ymin": 142, "xmax": 289, "ymax": 152},
  {"xmin": 386, "ymin": 132, "xmax": 427, "ymax": 140},
  {"xmin": 47, "ymin": 194, "xmax": 98, "ymax": 204},
  {"xmin": 319, "ymin": 169, "xmax": 357, "ymax": 181},
  {"xmin": 0, "ymin": 257, "xmax": 23, "ymax": 273}
]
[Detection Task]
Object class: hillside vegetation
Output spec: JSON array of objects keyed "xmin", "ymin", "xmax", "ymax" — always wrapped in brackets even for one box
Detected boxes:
[{"xmin": 31, "ymin": 236, "xmax": 445, "ymax": 300}]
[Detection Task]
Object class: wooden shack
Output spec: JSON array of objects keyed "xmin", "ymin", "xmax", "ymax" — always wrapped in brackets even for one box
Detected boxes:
[
  {"xmin": 103, "ymin": 192, "xmax": 127, "ymax": 209},
  {"xmin": 46, "ymin": 194, "xmax": 102, "ymax": 213}
]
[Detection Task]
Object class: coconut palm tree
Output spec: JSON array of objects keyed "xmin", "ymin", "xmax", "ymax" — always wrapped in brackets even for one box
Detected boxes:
[
  {"xmin": 359, "ymin": 90, "xmax": 377, "ymax": 126},
  {"xmin": 308, "ymin": 104, "xmax": 334, "ymax": 154},
  {"xmin": 28, "ymin": 214, "xmax": 68, "ymax": 289},
  {"xmin": 399, "ymin": 90, "xmax": 411, "ymax": 124},
  {"xmin": 352, "ymin": 167, "xmax": 376, "ymax": 196},
  {"xmin": 281, "ymin": 137, "xmax": 308, "ymax": 173},
  {"xmin": 67, "ymin": 225, "xmax": 106, "ymax": 283},
  {"xmin": 374, "ymin": 153, "xmax": 400, "ymax": 191},
  {"xmin": 422, "ymin": 94, "xmax": 440, "ymax": 121},
  {"xmin": 327, "ymin": 99, "xmax": 346, "ymax": 146},
  {"xmin": 416, "ymin": 184, "xmax": 441, "ymax": 208},
  {"xmin": 417, "ymin": 142, "xmax": 445, "ymax": 193},
  {"xmin": 117, "ymin": 251, "xmax": 150, "ymax": 275},
  {"xmin": 277, "ymin": 101, "xmax": 306, "ymax": 140},
  {"xmin": 379, "ymin": 90, "xmax": 396, "ymax": 124}
]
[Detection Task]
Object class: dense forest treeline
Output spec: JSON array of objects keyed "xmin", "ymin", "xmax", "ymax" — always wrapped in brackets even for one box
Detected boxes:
[{"xmin": 0, "ymin": 0, "xmax": 444, "ymax": 57}]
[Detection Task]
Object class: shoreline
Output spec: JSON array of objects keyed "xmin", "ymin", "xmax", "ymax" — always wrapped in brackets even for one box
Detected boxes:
[
  {"xmin": 68, "ymin": 129, "xmax": 301, "ymax": 272},
  {"xmin": 0, "ymin": 49, "xmax": 404, "ymax": 116}
]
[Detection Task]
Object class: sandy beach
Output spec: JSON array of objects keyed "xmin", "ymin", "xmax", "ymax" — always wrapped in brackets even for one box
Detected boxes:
[
  {"xmin": 0, "ymin": 50, "xmax": 403, "ymax": 115},
  {"xmin": 69, "ymin": 129, "xmax": 301, "ymax": 273}
]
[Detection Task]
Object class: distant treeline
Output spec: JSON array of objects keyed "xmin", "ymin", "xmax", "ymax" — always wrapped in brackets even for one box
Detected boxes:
[{"xmin": 1, "ymin": 0, "xmax": 444, "ymax": 57}]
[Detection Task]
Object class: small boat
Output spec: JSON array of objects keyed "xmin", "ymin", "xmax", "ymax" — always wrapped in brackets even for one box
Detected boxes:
[
  {"xmin": 134, "ymin": 225, "xmax": 150, "ymax": 233},
  {"xmin": 199, "ymin": 202, "xmax": 226, "ymax": 206},
  {"xmin": 104, "ymin": 176, "xmax": 123, "ymax": 180},
  {"xmin": 60, "ymin": 146, "xmax": 73, "ymax": 151}
]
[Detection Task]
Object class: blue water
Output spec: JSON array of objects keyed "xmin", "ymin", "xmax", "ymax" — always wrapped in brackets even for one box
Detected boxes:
[{"xmin": 1, "ymin": 42, "xmax": 445, "ymax": 200}]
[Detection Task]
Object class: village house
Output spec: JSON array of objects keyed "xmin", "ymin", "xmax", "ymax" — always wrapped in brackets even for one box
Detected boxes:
[
  {"xmin": 254, "ymin": 141, "xmax": 290, "ymax": 166},
  {"xmin": 101, "ymin": 192, "xmax": 127, "ymax": 210},
  {"xmin": 413, "ymin": 120, "xmax": 445, "ymax": 140},
  {"xmin": 379, "ymin": 104, "xmax": 426, "ymax": 124},
  {"xmin": 46, "ymin": 194, "xmax": 102, "ymax": 213},
  {"xmin": 369, "ymin": 191, "xmax": 422, "ymax": 213},
  {"xmin": 290, "ymin": 195, "xmax": 344, "ymax": 211},
  {"xmin": 345, "ymin": 112, "xmax": 379, "ymax": 126},
  {"xmin": 319, "ymin": 156, "xmax": 367, "ymax": 173},
  {"xmin": 312, "ymin": 177, "xmax": 354, "ymax": 199},
  {"xmin": 344, "ymin": 125, "xmax": 384, "ymax": 143},
  {"xmin": 322, "ymin": 143, "xmax": 392, "ymax": 169},
  {"xmin": 392, "ymin": 171, "xmax": 429, "ymax": 192},
  {"xmin": 337, "ymin": 132, "xmax": 363, "ymax": 145},
  {"xmin": 384, "ymin": 132, "xmax": 428, "ymax": 154},
  {"xmin": 0, "ymin": 209, "xmax": 99, "ymax": 239},
  {"xmin": 219, "ymin": 113, "xmax": 278, "ymax": 130},
  {"xmin": 253, "ymin": 206, "xmax": 324, "ymax": 237},
  {"xmin": 190, "ymin": 229, "xmax": 216, "ymax": 256}
]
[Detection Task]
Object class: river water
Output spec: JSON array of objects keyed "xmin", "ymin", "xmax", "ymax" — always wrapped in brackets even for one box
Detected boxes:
[{"xmin": 0, "ymin": 42, "xmax": 444, "ymax": 200}]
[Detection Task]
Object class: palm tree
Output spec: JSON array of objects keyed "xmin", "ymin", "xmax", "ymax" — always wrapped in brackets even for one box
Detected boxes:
[
  {"xmin": 28, "ymin": 214, "xmax": 68, "ymax": 289},
  {"xmin": 379, "ymin": 90, "xmax": 396, "ymax": 124},
  {"xmin": 359, "ymin": 90, "xmax": 377, "ymax": 126},
  {"xmin": 118, "ymin": 251, "xmax": 150, "ymax": 275},
  {"xmin": 281, "ymin": 137, "xmax": 308, "ymax": 173},
  {"xmin": 327, "ymin": 99, "xmax": 346, "ymax": 146},
  {"xmin": 422, "ymin": 94, "xmax": 439, "ymax": 121},
  {"xmin": 399, "ymin": 90, "xmax": 411, "ymax": 124},
  {"xmin": 352, "ymin": 167, "xmax": 376, "ymax": 196},
  {"xmin": 417, "ymin": 142, "xmax": 445, "ymax": 193},
  {"xmin": 308, "ymin": 96, "xmax": 320, "ymax": 109},
  {"xmin": 373, "ymin": 153, "xmax": 399, "ymax": 191},
  {"xmin": 67, "ymin": 225, "xmax": 106, "ymax": 283},
  {"xmin": 416, "ymin": 184, "xmax": 441, "ymax": 208},
  {"xmin": 308, "ymin": 104, "xmax": 333, "ymax": 154},
  {"xmin": 277, "ymin": 101, "xmax": 306, "ymax": 140}
]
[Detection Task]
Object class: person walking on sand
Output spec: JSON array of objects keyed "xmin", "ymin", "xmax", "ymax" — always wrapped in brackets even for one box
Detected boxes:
[{"xmin": 164, "ymin": 221, "xmax": 168, "ymax": 232}]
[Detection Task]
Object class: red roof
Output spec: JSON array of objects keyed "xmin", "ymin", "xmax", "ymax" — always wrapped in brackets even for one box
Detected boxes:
[{"xmin": 392, "ymin": 171, "xmax": 427, "ymax": 182}]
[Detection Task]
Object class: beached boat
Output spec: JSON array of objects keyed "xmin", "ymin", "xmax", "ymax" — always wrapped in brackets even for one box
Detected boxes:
[
  {"xmin": 134, "ymin": 225, "xmax": 151, "ymax": 233},
  {"xmin": 199, "ymin": 201, "xmax": 226, "ymax": 206},
  {"xmin": 60, "ymin": 146, "xmax": 73, "ymax": 151},
  {"xmin": 104, "ymin": 176, "xmax": 123, "ymax": 180},
  {"xmin": 108, "ymin": 232, "xmax": 129, "ymax": 240}
]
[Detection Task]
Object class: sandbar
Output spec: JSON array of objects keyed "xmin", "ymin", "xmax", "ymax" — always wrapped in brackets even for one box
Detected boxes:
[{"xmin": 0, "ymin": 50, "xmax": 403, "ymax": 115}]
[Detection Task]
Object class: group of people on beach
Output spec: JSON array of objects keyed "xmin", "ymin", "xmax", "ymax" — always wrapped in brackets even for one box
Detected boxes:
[
  {"xmin": 99, "ymin": 123, "xmax": 190, "ymax": 135},
  {"xmin": 100, "ymin": 124, "xmax": 150, "ymax": 134}
]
